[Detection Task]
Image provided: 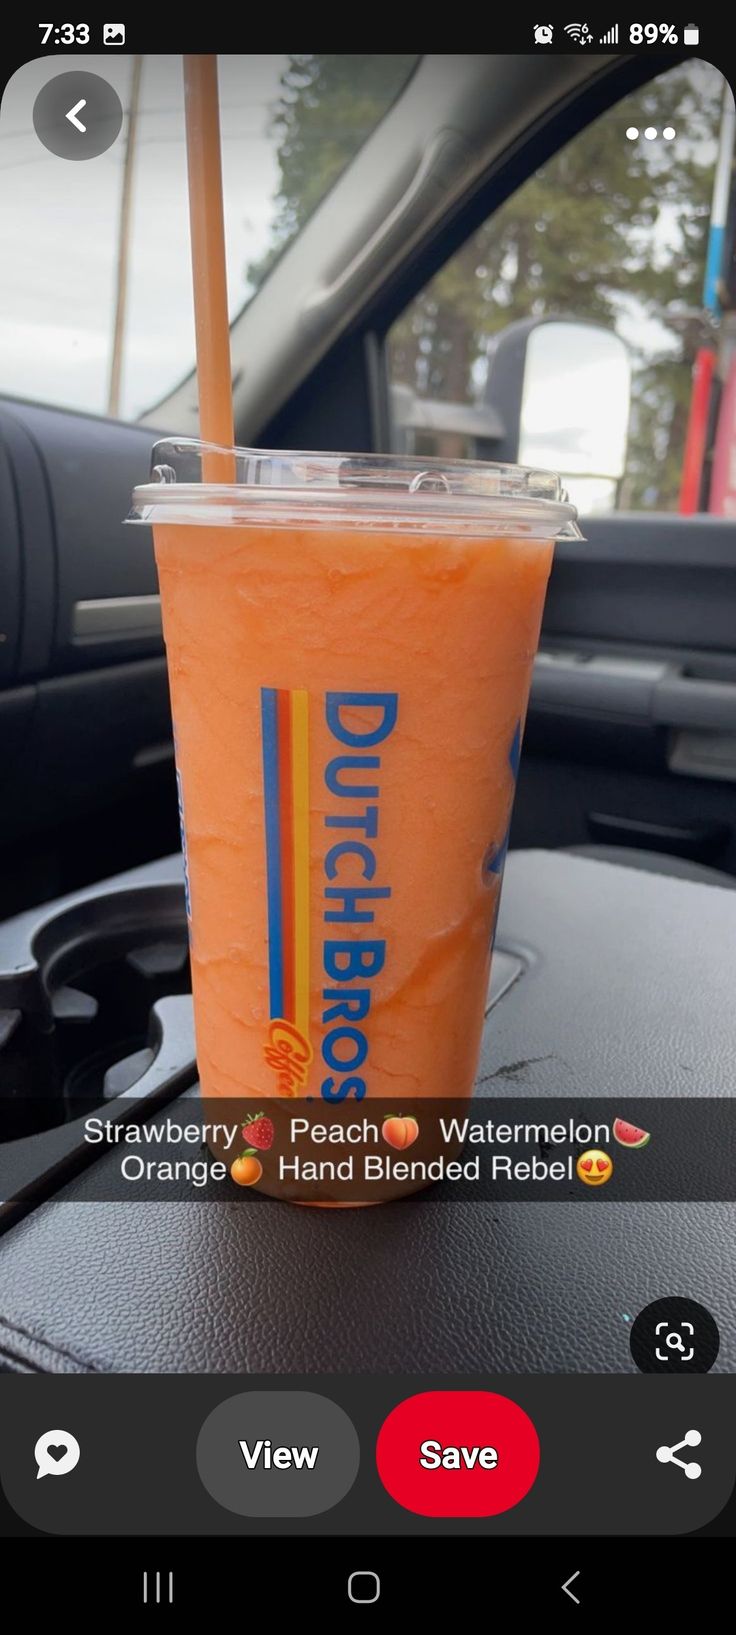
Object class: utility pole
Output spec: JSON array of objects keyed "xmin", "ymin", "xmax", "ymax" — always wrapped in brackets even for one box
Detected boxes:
[{"xmin": 107, "ymin": 54, "xmax": 143, "ymax": 418}]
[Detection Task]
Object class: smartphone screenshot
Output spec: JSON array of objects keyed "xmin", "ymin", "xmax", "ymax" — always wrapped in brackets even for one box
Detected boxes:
[{"xmin": 0, "ymin": 26, "xmax": 733, "ymax": 1611}]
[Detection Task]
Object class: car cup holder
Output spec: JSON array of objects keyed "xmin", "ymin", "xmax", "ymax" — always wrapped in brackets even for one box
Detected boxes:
[
  {"xmin": 0, "ymin": 856, "xmax": 197, "ymax": 1225},
  {"xmin": 0, "ymin": 853, "xmax": 525, "ymax": 1229}
]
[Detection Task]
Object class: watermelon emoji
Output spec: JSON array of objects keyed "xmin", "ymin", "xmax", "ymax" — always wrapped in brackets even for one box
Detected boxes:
[{"xmin": 613, "ymin": 1118, "xmax": 650, "ymax": 1149}]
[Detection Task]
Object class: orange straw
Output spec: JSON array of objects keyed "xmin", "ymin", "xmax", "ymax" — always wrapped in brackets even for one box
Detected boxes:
[{"xmin": 183, "ymin": 55, "xmax": 236, "ymax": 483}]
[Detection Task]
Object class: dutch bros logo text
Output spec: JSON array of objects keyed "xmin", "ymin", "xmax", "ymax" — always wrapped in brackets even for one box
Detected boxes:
[
  {"xmin": 260, "ymin": 688, "xmax": 397, "ymax": 1099},
  {"xmin": 320, "ymin": 692, "xmax": 397, "ymax": 1102}
]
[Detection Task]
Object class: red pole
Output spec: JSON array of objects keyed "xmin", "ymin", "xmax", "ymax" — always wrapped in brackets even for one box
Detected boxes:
[
  {"xmin": 709, "ymin": 353, "xmax": 736, "ymax": 514},
  {"xmin": 679, "ymin": 347, "xmax": 716, "ymax": 513}
]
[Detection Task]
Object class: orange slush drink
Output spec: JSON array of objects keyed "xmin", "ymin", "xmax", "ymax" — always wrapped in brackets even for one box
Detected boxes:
[{"xmin": 133, "ymin": 446, "xmax": 577, "ymax": 1139}]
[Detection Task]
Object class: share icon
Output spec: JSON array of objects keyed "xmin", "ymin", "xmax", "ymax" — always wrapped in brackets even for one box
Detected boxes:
[{"xmin": 656, "ymin": 1428, "xmax": 702, "ymax": 1480}]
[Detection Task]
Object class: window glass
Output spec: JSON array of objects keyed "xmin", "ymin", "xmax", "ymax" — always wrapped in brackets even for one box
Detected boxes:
[
  {"xmin": 387, "ymin": 61, "xmax": 732, "ymax": 513},
  {"xmin": 0, "ymin": 53, "xmax": 417, "ymax": 419}
]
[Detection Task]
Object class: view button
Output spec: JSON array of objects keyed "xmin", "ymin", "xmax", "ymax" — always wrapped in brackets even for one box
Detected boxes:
[{"xmin": 196, "ymin": 1391, "xmax": 359, "ymax": 1518}]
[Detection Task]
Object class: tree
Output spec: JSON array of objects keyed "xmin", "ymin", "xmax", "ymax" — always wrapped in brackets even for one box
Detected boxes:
[
  {"xmin": 248, "ymin": 56, "xmax": 418, "ymax": 287},
  {"xmin": 252, "ymin": 57, "xmax": 726, "ymax": 510}
]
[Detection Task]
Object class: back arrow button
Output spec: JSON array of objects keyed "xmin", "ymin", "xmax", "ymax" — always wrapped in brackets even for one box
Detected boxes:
[
  {"xmin": 562, "ymin": 1570, "xmax": 581, "ymax": 1605},
  {"xmin": 32, "ymin": 72, "xmax": 123, "ymax": 161},
  {"xmin": 66, "ymin": 100, "xmax": 87, "ymax": 133}
]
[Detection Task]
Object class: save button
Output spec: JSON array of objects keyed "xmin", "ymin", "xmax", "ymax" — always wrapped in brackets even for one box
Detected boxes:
[{"xmin": 376, "ymin": 1391, "xmax": 539, "ymax": 1516}]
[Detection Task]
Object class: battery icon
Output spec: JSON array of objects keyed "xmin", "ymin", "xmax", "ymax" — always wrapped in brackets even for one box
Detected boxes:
[{"xmin": 683, "ymin": 24, "xmax": 700, "ymax": 44}]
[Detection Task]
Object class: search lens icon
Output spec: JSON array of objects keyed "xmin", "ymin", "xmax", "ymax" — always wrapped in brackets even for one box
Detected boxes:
[
  {"xmin": 34, "ymin": 1429, "xmax": 81, "ymax": 1480},
  {"xmin": 630, "ymin": 1298, "xmax": 720, "ymax": 1374}
]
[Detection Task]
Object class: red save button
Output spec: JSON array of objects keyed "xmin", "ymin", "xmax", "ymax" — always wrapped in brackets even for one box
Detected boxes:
[{"xmin": 376, "ymin": 1391, "xmax": 540, "ymax": 1517}]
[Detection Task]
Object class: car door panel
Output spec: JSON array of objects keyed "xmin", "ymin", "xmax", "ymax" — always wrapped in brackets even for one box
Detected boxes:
[
  {"xmin": 0, "ymin": 399, "xmax": 175, "ymax": 908},
  {"xmin": 0, "ymin": 398, "xmax": 163, "ymax": 677},
  {"xmin": 506, "ymin": 513, "xmax": 736, "ymax": 872},
  {"xmin": 543, "ymin": 515, "xmax": 736, "ymax": 655}
]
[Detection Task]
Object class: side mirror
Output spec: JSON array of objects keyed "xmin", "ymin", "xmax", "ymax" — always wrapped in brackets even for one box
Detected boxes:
[
  {"xmin": 484, "ymin": 317, "xmax": 631, "ymax": 512},
  {"xmin": 389, "ymin": 316, "xmax": 631, "ymax": 514}
]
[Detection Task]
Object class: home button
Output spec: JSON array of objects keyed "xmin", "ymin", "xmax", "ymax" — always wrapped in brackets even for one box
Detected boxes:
[{"xmin": 348, "ymin": 1571, "xmax": 381, "ymax": 1604}]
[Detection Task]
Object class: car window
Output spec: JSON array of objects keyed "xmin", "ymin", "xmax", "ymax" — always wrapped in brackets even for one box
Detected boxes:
[
  {"xmin": 387, "ymin": 60, "xmax": 732, "ymax": 514},
  {"xmin": 0, "ymin": 53, "xmax": 417, "ymax": 421}
]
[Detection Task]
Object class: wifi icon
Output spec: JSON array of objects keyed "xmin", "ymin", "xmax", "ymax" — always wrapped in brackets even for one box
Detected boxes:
[{"xmin": 564, "ymin": 22, "xmax": 594, "ymax": 43}]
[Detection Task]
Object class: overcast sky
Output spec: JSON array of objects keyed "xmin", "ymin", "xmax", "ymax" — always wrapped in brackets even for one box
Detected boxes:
[{"xmin": 0, "ymin": 54, "xmax": 286, "ymax": 418}]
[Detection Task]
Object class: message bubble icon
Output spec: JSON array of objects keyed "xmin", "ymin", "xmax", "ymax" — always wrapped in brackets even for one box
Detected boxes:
[{"xmin": 34, "ymin": 1430, "xmax": 80, "ymax": 1481}]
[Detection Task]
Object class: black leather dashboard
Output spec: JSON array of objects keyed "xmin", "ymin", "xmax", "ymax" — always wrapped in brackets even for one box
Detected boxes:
[{"xmin": 0, "ymin": 850, "xmax": 733, "ymax": 1375}]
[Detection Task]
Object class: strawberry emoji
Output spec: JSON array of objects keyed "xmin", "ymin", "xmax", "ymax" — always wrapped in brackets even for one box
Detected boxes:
[{"xmin": 242, "ymin": 1112, "xmax": 274, "ymax": 1151}]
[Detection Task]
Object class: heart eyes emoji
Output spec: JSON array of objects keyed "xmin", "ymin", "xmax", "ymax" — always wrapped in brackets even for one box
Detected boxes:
[{"xmin": 576, "ymin": 1149, "xmax": 613, "ymax": 1187}]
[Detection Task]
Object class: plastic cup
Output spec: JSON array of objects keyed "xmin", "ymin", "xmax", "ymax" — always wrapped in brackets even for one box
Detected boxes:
[{"xmin": 131, "ymin": 442, "xmax": 578, "ymax": 1189}]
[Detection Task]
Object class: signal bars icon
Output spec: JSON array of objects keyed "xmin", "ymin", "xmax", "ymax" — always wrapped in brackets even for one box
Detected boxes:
[{"xmin": 599, "ymin": 23, "xmax": 619, "ymax": 43}]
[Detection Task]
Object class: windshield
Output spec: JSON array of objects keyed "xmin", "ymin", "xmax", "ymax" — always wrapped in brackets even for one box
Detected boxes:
[{"xmin": 0, "ymin": 53, "xmax": 419, "ymax": 421}]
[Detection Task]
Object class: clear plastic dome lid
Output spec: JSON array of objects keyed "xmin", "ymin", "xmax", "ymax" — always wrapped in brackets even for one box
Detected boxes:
[{"xmin": 129, "ymin": 439, "xmax": 582, "ymax": 539}]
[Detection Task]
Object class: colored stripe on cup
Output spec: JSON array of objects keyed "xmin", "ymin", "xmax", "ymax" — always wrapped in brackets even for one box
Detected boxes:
[
  {"xmin": 290, "ymin": 688, "xmax": 311, "ymax": 1039},
  {"xmin": 261, "ymin": 687, "xmax": 310, "ymax": 1032}
]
